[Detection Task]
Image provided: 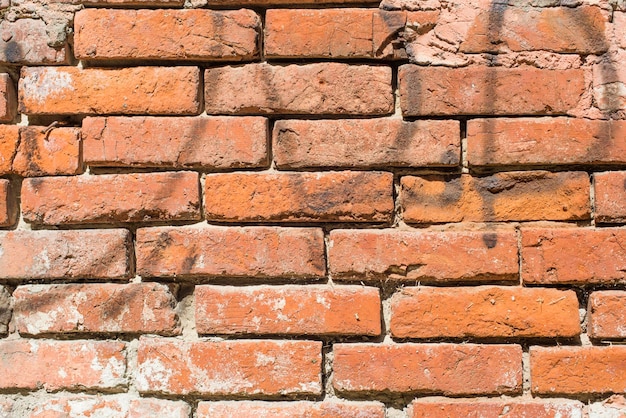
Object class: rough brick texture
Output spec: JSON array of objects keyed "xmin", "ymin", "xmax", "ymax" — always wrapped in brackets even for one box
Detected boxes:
[
  {"xmin": 0, "ymin": 74, "xmax": 16, "ymax": 122},
  {"xmin": 588, "ymin": 291, "xmax": 626, "ymax": 339},
  {"xmin": 0, "ymin": 19, "xmax": 68, "ymax": 65},
  {"xmin": 594, "ymin": 171, "xmax": 626, "ymax": 223},
  {"xmin": 197, "ymin": 401, "xmax": 385, "ymax": 417},
  {"xmin": 0, "ymin": 180, "xmax": 16, "ymax": 227},
  {"xmin": 409, "ymin": 399, "xmax": 584, "ymax": 418}
]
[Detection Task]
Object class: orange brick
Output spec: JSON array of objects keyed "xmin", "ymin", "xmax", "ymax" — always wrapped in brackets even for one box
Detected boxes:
[
  {"xmin": 588, "ymin": 291, "xmax": 626, "ymax": 339},
  {"xmin": 0, "ymin": 19, "xmax": 68, "ymax": 65},
  {"xmin": 531, "ymin": 346, "xmax": 626, "ymax": 395},
  {"xmin": 0, "ymin": 125, "xmax": 19, "ymax": 173},
  {"xmin": 329, "ymin": 229, "xmax": 518, "ymax": 283},
  {"xmin": 400, "ymin": 172, "xmax": 590, "ymax": 223},
  {"xmin": 13, "ymin": 283, "xmax": 180, "ymax": 336},
  {"xmin": 22, "ymin": 171, "xmax": 200, "ymax": 225},
  {"xmin": 204, "ymin": 63, "xmax": 393, "ymax": 115},
  {"xmin": 75, "ymin": 9, "xmax": 260, "ymax": 61},
  {"xmin": 461, "ymin": 6, "xmax": 607, "ymax": 54},
  {"xmin": 0, "ymin": 229, "xmax": 131, "ymax": 280},
  {"xmin": 467, "ymin": 118, "xmax": 626, "ymax": 167},
  {"xmin": 399, "ymin": 66, "xmax": 585, "ymax": 116},
  {"xmin": 82, "ymin": 116, "xmax": 268, "ymax": 169},
  {"xmin": 83, "ymin": 0, "xmax": 182, "ymax": 5},
  {"xmin": 0, "ymin": 340, "xmax": 126, "ymax": 391},
  {"xmin": 197, "ymin": 401, "xmax": 385, "ymax": 418},
  {"xmin": 390, "ymin": 286, "xmax": 580, "ymax": 339},
  {"xmin": 521, "ymin": 228, "xmax": 626, "ymax": 285},
  {"xmin": 19, "ymin": 66, "xmax": 201, "ymax": 115},
  {"xmin": 594, "ymin": 171, "xmax": 626, "ymax": 223},
  {"xmin": 195, "ymin": 285, "xmax": 381, "ymax": 336},
  {"xmin": 12, "ymin": 127, "xmax": 81, "ymax": 176},
  {"xmin": 204, "ymin": 171, "xmax": 393, "ymax": 223},
  {"xmin": 0, "ymin": 74, "xmax": 16, "ymax": 122},
  {"xmin": 136, "ymin": 337, "xmax": 321, "ymax": 397},
  {"xmin": 409, "ymin": 398, "xmax": 583, "ymax": 418},
  {"xmin": 273, "ymin": 119, "xmax": 459, "ymax": 169},
  {"xmin": 0, "ymin": 180, "xmax": 16, "ymax": 227},
  {"xmin": 136, "ymin": 226, "xmax": 325, "ymax": 279},
  {"xmin": 28, "ymin": 396, "xmax": 191, "ymax": 418},
  {"xmin": 334, "ymin": 343, "xmax": 522, "ymax": 396}
]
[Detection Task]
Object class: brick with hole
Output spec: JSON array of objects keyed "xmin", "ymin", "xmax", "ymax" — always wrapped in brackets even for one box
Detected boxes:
[
  {"xmin": 195, "ymin": 285, "xmax": 381, "ymax": 336},
  {"xmin": 0, "ymin": 73, "xmax": 16, "ymax": 122},
  {"xmin": 0, "ymin": 340, "xmax": 126, "ymax": 391},
  {"xmin": 594, "ymin": 171, "xmax": 626, "ymax": 223},
  {"xmin": 136, "ymin": 225, "xmax": 325, "ymax": 279},
  {"xmin": 390, "ymin": 286, "xmax": 580, "ymax": 339},
  {"xmin": 135, "ymin": 337, "xmax": 321, "ymax": 397},
  {"xmin": 27, "ymin": 396, "xmax": 191, "ymax": 418},
  {"xmin": 203, "ymin": 171, "xmax": 393, "ymax": 223},
  {"xmin": 75, "ymin": 9, "xmax": 260, "ymax": 61},
  {"xmin": 0, "ymin": 180, "xmax": 16, "ymax": 227},
  {"xmin": 0, "ymin": 229, "xmax": 131, "ymax": 280},
  {"xmin": 21, "ymin": 171, "xmax": 200, "ymax": 225},
  {"xmin": 82, "ymin": 116, "xmax": 268, "ymax": 169},
  {"xmin": 530, "ymin": 346, "xmax": 626, "ymax": 395},
  {"xmin": 333, "ymin": 343, "xmax": 522, "ymax": 396},
  {"xmin": 197, "ymin": 401, "xmax": 385, "ymax": 417},
  {"xmin": 588, "ymin": 291, "xmax": 626, "ymax": 339},
  {"xmin": 273, "ymin": 119, "xmax": 459, "ymax": 169},
  {"xmin": 328, "ymin": 229, "xmax": 518, "ymax": 283},
  {"xmin": 0, "ymin": 19, "xmax": 68, "ymax": 65},
  {"xmin": 13, "ymin": 283, "xmax": 180, "ymax": 336},
  {"xmin": 400, "ymin": 171, "xmax": 590, "ymax": 223},
  {"xmin": 521, "ymin": 228, "xmax": 626, "ymax": 285},
  {"xmin": 409, "ymin": 398, "xmax": 584, "ymax": 418}
]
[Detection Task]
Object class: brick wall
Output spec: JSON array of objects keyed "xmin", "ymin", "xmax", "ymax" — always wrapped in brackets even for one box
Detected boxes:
[{"xmin": 0, "ymin": 0, "xmax": 626, "ymax": 415}]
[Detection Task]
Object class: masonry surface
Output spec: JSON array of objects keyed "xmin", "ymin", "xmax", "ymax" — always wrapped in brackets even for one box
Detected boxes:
[{"xmin": 0, "ymin": 0, "xmax": 626, "ymax": 416}]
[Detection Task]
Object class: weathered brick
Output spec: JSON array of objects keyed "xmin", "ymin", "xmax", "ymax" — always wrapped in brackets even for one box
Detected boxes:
[
  {"xmin": 197, "ymin": 401, "xmax": 385, "ymax": 418},
  {"xmin": 136, "ymin": 226, "xmax": 325, "ymax": 279},
  {"xmin": 0, "ymin": 229, "xmax": 131, "ymax": 280},
  {"xmin": 19, "ymin": 66, "xmax": 201, "ymax": 115},
  {"xmin": 594, "ymin": 171, "xmax": 626, "ymax": 223},
  {"xmin": 14, "ymin": 283, "xmax": 179, "ymax": 336},
  {"xmin": 22, "ymin": 171, "xmax": 200, "ymax": 225},
  {"xmin": 592, "ymin": 50, "xmax": 626, "ymax": 113},
  {"xmin": 531, "ymin": 346, "xmax": 626, "ymax": 395},
  {"xmin": 0, "ymin": 19, "xmax": 68, "ymax": 65},
  {"xmin": 75, "ymin": 9, "xmax": 260, "ymax": 61},
  {"xmin": 0, "ymin": 180, "xmax": 16, "ymax": 227},
  {"xmin": 400, "ymin": 171, "xmax": 590, "ymax": 223},
  {"xmin": 588, "ymin": 291, "xmax": 626, "ymax": 339},
  {"xmin": 0, "ymin": 287, "xmax": 10, "ymax": 334},
  {"xmin": 12, "ymin": 127, "xmax": 81, "ymax": 176},
  {"xmin": 83, "ymin": 0, "xmax": 182, "ymax": 5},
  {"xmin": 205, "ymin": 63, "xmax": 393, "ymax": 115},
  {"xmin": 399, "ymin": 66, "xmax": 585, "ymax": 116},
  {"xmin": 329, "ymin": 229, "xmax": 518, "ymax": 283},
  {"xmin": 195, "ymin": 285, "xmax": 381, "ymax": 336},
  {"xmin": 83, "ymin": 116, "xmax": 268, "ymax": 169},
  {"xmin": 204, "ymin": 171, "xmax": 393, "ymax": 223},
  {"xmin": 265, "ymin": 9, "xmax": 429, "ymax": 59},
  {"xmin": 521, "ymin": 228, "xmax": 626, "ymax": 285},
  {"xmin": 0, "ymin": 340, "xmax": 126, "ymax": 391},
  {"xmin": 409, "ymin": 398, "xmax": 584, "ymax": 418},
  {"xmin": 136, "ymin": 337, "xmax": 321, "ymax": 397},
  {"xmin": 273, "ymin": 119, "xmax": 459, "ymax": 169},
  {"xmin": 334, "ymin": 343, "xmax": 522, "ymax": 396},
  {"xmin": 27, "ymin": 396, "xmax": 190, "ymax": 418},
  {"xmin": 0, "ymin": 125, "xmax": 19, "ymax": 172},
  {"xmin": 390, "ymin": 286, "xmax": 580, "ymax": 339},
  {"xmin": 0, "ymin": 74, "xmax": 16, "ymax": 122},
  {"xmin": 586, "ymin": 395, "xmax": 626, "ymax": 417},
  {"xmin": 204, "ymin": 0, "xmax": 376, "ymax": 4},
  {"xmin": 461, "ymin": 6, "xmax": 607, "ymax": 54},
  {"xmin": 467, "ymin": 118, "xmax": 626, "ymax": 167}
]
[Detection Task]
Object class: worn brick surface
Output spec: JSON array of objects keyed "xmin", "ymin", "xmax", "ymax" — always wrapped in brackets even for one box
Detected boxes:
[
  {"xmin": 13, "ymin": 127, "xmax": 81, "ymax": 176},
  {"xmin": 0, "ymin": 19, "xmax": 68, "ymax": 65},
  {"xmin": 27, "ymin": 396, "xmax": 191, "ymax": 418},
  {"xmin": 0, "ymin": 74, "xmax": 16, "ymax": 122},
  {"xmin": 409, "ymin": 399, "xmax": 584, "ymax": 418},
  {"xmin": 197, "ymin": 401, "xmax": 385, "ymax": 417},
  {"xmin": 0, "ymin": 180, "xmax": 16, "ymax": 227},
  {"xmin": 0, "ymin": 287, "xmax": 10, "ymax": 335},
  {"xmin": 588, "ymin": 291, "xmax": 626, "ymax": 339},
  {"xmin": 0, "ymin": 125, "xmax": 19, "ymax": 172},
  {"xmin": 594, "ymin": 171, "xmax": 626, "ymax": 223}
]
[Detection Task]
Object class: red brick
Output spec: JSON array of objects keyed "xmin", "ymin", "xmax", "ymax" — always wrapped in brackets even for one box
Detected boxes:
[
  {"xmin": 390, "ymin": 286, "xmax": 580, "ymax": 339},
  {"xmin": 83, "ymin": 0, "xmax": 182, "ymax": 5},
  {"xmin": 0, "ymin": 229, "xmax": 131, "ymax": 280},
  {"xmin": 409, "ymin": 398, "xmax": 583, "ymax": 418},
  {"xmin": 329, "ymin": 229, "xmax": 518, "ymax": 283},
  {"xmin": 83, "ymin": 116, "xmax": 268, "ymax": 169},
  {"xmin": 400, "ymin": 172, "xmax": 590, "ymax": 223},
  {"xmin": 265, "ymin": 9, "xmax": 427, "ymax": 59},
  {"xmin": 22, "ymin": 171, "xmax": 200, "ymax": 225},
  {"xmin": 530, "ymin": 346, "xmax": 626, "ymax": 395},
  {"xmin": 467, "ymin": 118, "xmax": 626, "ymax": 167},
  {"xmin": 594, "ymin": 171, "xmax": 626, "ymax": 223},
  {"xmin": 75, "ymin": 9, "xmax": 260, "ymax": 61},
  {"xmin": 19, "ymin": 66, "xmax": 201, "ymax": 115},
  {"xmin": 0, "ymin": 125, "xmax": 19, "ymax": 172},
  {"xmin": 12, "ymin": 127, "xmax": 81, "ymax": 176},
  {"xmin": 0, "ymin": 340, "xmax": 126, "ymax": 391},
  {"xmin": 136, "ymin": 226, "xmax": 325, "ymax": 279},
  {"xmin": 333, "ymin": 343, "xmax": 522, "ymax": 396},
  {"xmin": 197, "ymin": 401, "xmax": 385, "ymax": 418},
  {"xmin": 205, "ymin": 0, "xmax": 375, "ymax": 3},
  {"xmin": 195, "ymin": 285, "xmax": 381, "ymax": 336},
  {"xmin": 204, "ymin": 171, "xmax": 393, "ymax": 223},
  {"xmin": 27, "ymin": 396, "xmax": 191, "ymax": 418},
  {"xmin": 205, "ymin": 63, "xmax": 393, "ymax": 115},
  {"xmin": 521, "ymin": 228, "xmax": 626, "ymax": 285},
  {"xmin": 273, "ymin": 119, "xmax": 459, "ymax": 169},
  {"xmin": 0, "ymin": 74, "xmax": 16, "ymax": 122},
  {"xmin": 0, "ymin": 19, "xmax": 68, "ymax": 65},
  {"xmin": 399, "ymin": 66, "xmax": 585, "ymax": 116},
  {"xmin": 136, "ymin": 337, "xmax": 321, "ymax": 397},
  {"xmin": 588, "ymin": 291, "xmax": 626, "ymax": 339},
  {"xmin": 0, "ymin": 180, "xmax": 16, "ymax": 227},
  {"xmin": 14, "ymin": 283, "xmax": 180, "ymax": 336},
  {"xmin": 461, "ymin": 6, "xmax": 607, "ymax": 54}
]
